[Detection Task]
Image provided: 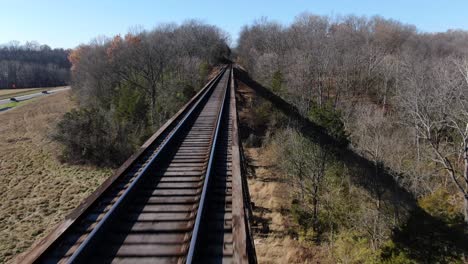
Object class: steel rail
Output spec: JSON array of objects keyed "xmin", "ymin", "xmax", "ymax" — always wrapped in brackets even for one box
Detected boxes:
[
  {"xmin": 14, "ymin": 66, "xmax": 226, "ymax": 264},
  {"xmin": 185, "ymin": 66, "xmax": 231, "ymax": 264},
  {"xmin": 66, "ymin": 67, "xmax": 228, "ymax": 263}
]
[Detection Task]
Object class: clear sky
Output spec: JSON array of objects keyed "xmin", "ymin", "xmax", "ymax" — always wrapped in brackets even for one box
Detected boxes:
[{"xmin": 1, "ymin": 0, "xmax": 468, "ymax": 49}]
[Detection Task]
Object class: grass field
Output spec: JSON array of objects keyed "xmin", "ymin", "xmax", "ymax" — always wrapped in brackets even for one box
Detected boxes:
[
  {"xmin": 0, "ymin": 86, "xmax": 68, "ymax": 100},
  {"xmin": 0, "ymin": 101, "xmax": 19, "ymax": 109},
  {"xmin": 0, "ymin": 99, "xmax": 37, "ymax": 111},
  {"xmin": 0, "ymin": 91, "xmax": 112, "ymax": 263}
]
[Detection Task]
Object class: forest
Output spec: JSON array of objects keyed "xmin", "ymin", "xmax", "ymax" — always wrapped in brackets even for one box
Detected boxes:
[
  {"xmin": 236, "ymin": 14, "xmax": 468, "ymax": 263},
  {"xmin": 0, "ymin": 41, "xmax": 70, "ymax": 88},
  {"xmin": 53, "ymin": 21, "xmax": 230, "ymax": 166}
]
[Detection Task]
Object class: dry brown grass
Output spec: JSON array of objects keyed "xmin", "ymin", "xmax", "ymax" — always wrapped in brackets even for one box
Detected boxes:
[
  {"xmin": 0, "ymin": 91, "xmax": 112, "ymax": 263},
  {"xmin": 246, "ymin": 147, "xmax": 321, "ymax": 264},
  {"xmin": 236, "ymin": 79, "xmax": 322, "ymax": 263}
]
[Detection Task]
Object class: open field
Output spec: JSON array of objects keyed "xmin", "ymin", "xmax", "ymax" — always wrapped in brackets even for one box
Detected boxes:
[
  {"xmin": 0, "ymin": 86, "xmax": 68, "ymax": 100},
  {"xmin": 0, "ymin": 91, "xmax": 112, "ymax": 263}
]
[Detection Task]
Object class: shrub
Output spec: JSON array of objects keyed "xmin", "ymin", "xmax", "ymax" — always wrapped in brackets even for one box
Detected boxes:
[
  {"xmin": 308, "ymin": 103, "xmax": 349, "ymax": 147},
  {"xmin": 53, "ymin": 108, "xmax": 133, "ymax": 166},
  {"xmin": 291, "ymin": 199, "xmax": 315, "ymax": 231},
  {"xmin": 383, "ymin": 207, "xmax": 468, "ymax": 263},
  {"xmin": 198, "ymin": 61, "xmax": 211, "ymax": 87},
  {"xmin": 290, "ymin": 199, "xmax": 320, "ymax": 242},
  {"xmin": 113, "ymin": 83, "xmax": 149, "ymax": 126},
  {"xmin": 418, "ymin": 188, "xmax": 464, "ymax": 224},
  {"xmin": 379, "ymin": 241, "xmax": 417, "ymax": 264},
  {"xmin": 332, "ymin": 231, "xmax": 378, "ymax": 264},
  {"xmin": 271, "ymin": 70, "xmax": 284, "ymax": 94},
  {"xmin": 254, "ymin": 100, "xmax": 273, "ymax": 127}
]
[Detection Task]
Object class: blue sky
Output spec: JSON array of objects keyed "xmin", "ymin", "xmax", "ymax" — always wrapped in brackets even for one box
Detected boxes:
[{"xmin": 1, "ymin": 0, "xmax": 468, "ymax": 49}]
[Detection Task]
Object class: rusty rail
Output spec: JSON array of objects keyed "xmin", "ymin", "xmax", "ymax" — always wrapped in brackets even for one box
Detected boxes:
[{"xmin": 14, "ymin": 65, "xmax": 256, "ymax": 264}]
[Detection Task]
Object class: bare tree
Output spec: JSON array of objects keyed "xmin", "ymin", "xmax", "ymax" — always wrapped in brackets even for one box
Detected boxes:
[
  {"xmin": 276, "ymin": 128, "xmax": 329, "ymax": 232},
  {"xmin": 399, "ymin": 58, "xmax": 468, "ymax": 223}
]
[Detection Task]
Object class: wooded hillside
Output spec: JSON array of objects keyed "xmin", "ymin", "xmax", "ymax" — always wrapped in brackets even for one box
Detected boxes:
[{"xmin": 237, "ymin": 14, "xmax": 468, "ymax": 263}]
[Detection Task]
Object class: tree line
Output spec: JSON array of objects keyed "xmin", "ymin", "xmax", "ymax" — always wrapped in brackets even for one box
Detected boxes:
[
  {"xmin": 0, "ymin": 41, "xmax": 70, "ymax": 88},
  {"xmin": 237, "ymin": 14, "xmax": 468, "ymax": 262},
  {"xmin": 54, "ymin": 21, "xmax": 230, "ymax": 166}
]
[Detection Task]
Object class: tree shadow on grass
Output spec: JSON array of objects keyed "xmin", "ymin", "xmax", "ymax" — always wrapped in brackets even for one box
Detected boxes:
[
  {"xmin": 234, "ymin": 66, "xmax": 415, "ymax": 211},
  {"xmin": 382, "ymin": 207, "xmax": 468, "ymax": 263},
  {"xmin": 234, "ymin": 66, "xmax": 468, "ymax": 263}
]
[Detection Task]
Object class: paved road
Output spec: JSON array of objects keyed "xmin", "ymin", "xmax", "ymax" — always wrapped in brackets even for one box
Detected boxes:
[{"xmin": 0, "ymin": 87, "xmax": 70, "ymax": 107}]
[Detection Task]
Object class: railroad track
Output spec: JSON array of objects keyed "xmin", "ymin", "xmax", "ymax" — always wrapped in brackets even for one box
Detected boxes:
[{"xmin": 16, "ymin": 65, "xmax": 255, "ymax": 264}]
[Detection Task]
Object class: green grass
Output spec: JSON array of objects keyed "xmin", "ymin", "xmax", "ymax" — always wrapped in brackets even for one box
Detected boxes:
[
  {"xmin": 0, "ymin": 101, "xmax": 19, "ymax": 111},
  {"xmin": 0, "ymin": 99, "xmax": 37, "ymax": 111}
]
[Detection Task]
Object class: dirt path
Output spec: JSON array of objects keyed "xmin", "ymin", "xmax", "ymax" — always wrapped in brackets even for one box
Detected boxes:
[{"xmin": 0, "ymin": 91, "xmax": 111, "ymax": 263}]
